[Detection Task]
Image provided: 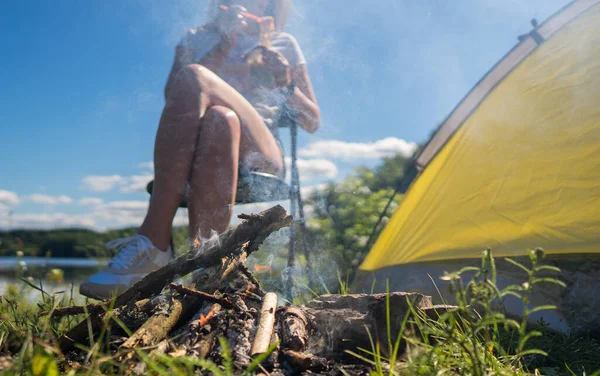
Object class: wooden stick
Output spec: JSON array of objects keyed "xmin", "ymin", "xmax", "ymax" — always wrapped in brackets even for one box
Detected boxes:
[
  {"xmin": 197, "ymin": 327, "xmax": 219, "ymax": 359},
  {"xmin": 50, "ymin": 296, "xmax": 150, "ymax": 318},
  {"xmin": 196, "ymin": 304, "xmax": 223, "ymax": 359},
  {"xmin": 267, "ymin": 323, "xmax": 280, "ymax": 368},
  {"xmin": 251, "ymin": 292, "xmax": 278, "ymax": 356},
  {"xmin": 169, "ymin": 284, "xmax": 234, "ymax": 309},
  {"xmin": 279, "ymin": 306, "xmax": 309, "ymax": 351},
  {"xmin": 282, "ymin": 350, "xmax": 328, "ymax": 372},
  {"xmin": 121, "ymin": 293, "xmax": 203, "ymax": 349},
  {"xmin": 121, "ymin": 296, "xmax": 185, "ymax": 349},
  {"xmin": 199, "ymin": 254, "xmax": 247, "ymax": 293},
  {"xmin": 58, "ymin": 313, "xmax": 103, "ymax": 353},
  {"xmin": 46, "ymin": 305, "xmax": 93, "ymax": 317}
]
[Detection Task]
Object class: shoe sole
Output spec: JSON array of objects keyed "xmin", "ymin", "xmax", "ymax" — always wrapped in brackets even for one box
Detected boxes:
[{"xmin": 79, "ymin": 284, "xmax": 108, "ymax": 301}]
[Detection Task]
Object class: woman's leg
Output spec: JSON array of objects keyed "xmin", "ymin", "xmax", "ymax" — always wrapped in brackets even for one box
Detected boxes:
[
  {"xmin": 187, "ymin": 105, "xmax": 240, "ymax": 239},
  {"xmin": 138, "ymin": 64, "xmax": 283, "ymax": 249}
]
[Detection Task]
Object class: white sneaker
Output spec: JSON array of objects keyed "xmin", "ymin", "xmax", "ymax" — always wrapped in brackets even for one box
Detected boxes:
[{"xmin": 80, "ymin": 234, "xmax": 173, "ymax": 300}]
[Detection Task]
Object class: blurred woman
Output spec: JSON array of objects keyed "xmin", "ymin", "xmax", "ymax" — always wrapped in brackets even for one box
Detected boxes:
[{"xmin": 80, "ymin": 0, "xmax": 319, "ymax": 300}]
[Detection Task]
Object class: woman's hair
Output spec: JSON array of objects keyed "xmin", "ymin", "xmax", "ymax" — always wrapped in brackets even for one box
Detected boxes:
[{"xmin": 207, "ymin": 0, "xmax": 291, "ymax": 32}]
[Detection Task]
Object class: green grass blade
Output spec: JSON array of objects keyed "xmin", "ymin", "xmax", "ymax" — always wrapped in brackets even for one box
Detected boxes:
[
  {"xmin": 515, "ymin": 348, "xmax": 548, "ymax": 357},
  {"xmin": 531, "ymin": 277, "xmax": 566, "ymax": 288},
  {"xmin": 218, "ymin": 337, "xmax": 233, "ymax": 376},
  {"xmin": 344, "ymin": 350, "xmax": 378, "ymax": 366},
  {"xmin": 528, "ymin": 305, "xmax": 557, "ymax": 316},
  {"xmin": 504, "ymin": 258, "xmax": 530, "ymax": 274},
  {"xmin": 245, "ymin": 341, "xmax": 278, "ymax": 374}
]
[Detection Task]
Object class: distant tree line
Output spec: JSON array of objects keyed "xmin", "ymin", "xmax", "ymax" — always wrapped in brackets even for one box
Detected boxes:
[
  {"xmin": 0, "ymin": 153, "xmax": 412, "ymax": 267},
  {"xmin": 0, "ymin": 227, "xmax": 189, "ymax": 259}
]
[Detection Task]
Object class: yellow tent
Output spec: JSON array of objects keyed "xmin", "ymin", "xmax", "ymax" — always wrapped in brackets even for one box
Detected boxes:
[{"xmin": 355, "ymin": 0, "xmax": 600, "ymax": 335}]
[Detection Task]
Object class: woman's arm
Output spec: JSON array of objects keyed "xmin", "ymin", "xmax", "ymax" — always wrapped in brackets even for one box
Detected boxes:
[{"xmin": 286, "ymin": 64, "xmax": 320, "ymax": 133}]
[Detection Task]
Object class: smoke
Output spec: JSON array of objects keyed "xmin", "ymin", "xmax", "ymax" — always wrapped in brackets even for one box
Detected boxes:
[
  {"xmin": 189, "ymin": 229, "xmax": 222, "ymax": 259},
  {"xmin": 136, "ymin": 0, "xmax": 207, "ymax": 46}
]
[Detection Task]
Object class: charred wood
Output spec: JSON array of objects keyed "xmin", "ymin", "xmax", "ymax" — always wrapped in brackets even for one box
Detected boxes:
[{"xmin": 279, "ymin": 306, "xmax": 309, "ymax": 352}]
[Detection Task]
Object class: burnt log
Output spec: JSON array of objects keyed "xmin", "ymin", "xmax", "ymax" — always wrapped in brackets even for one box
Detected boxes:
[
  {"xmin": 296, "ymin": 293, "xmax": 438, "ymax": 359},
  {"xmin": 278, "ymin": 306, "xmax": 309, "ymax": 352}
]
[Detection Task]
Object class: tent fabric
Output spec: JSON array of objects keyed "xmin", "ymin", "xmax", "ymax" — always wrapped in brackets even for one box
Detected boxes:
[{"xmin": 361, "ymin": 0, "xmax": 600, "ymax": 271}]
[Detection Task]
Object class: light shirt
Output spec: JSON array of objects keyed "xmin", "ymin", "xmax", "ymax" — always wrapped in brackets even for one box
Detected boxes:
[{"xmin": 177, "ymin": 28, "xmax": 307, "ymax": 140}]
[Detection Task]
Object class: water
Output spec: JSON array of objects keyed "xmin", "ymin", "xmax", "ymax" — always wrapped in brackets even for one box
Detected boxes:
[{"xmin": 0, "ymin": 257, "xmax": 108, "ymax": 299}]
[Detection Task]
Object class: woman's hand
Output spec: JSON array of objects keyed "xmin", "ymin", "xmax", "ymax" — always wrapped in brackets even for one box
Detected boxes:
[
  {"xmin": 261, "ymin": 48, "xmax": 292, "ymax": 88},
  {"xmin": 213, "ymin": 5, "xmax": 247, "ymax": 42}
]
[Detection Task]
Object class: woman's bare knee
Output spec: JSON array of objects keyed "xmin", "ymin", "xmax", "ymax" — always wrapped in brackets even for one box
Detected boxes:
[
  {"xmin": 202, "ymin": 106, "xmax": 241, "ymax": 140},
  {"xmin": 168, "ymin": 64, "xmax": 212, "ymax": 100}
]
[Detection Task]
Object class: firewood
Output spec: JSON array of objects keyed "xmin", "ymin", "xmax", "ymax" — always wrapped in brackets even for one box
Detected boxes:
[
  {"xmin": 251, "ymin": 292, "xmax": 278, "ymax": 357},
  {"xmin": 150, "ymin": 340, "xmax": 170, "ymax": 357},
  {"xmin": 200, "ymin": 254, "xmax": 248, "ymax": 293},
  {"xmin": 57, "ymin": 207, "xmax": 289, "ymax": 351},
  {"xmin": 121, "ymin": 293, "xmax": 202, "ymax": 349},
  {"xmin": 238, "ymin": 264, "xmax": 266, "ymax": 296},
  {"xmin": 267, "ymin": 322, "xmax": 280, "ymax": 369},
  {"xmin": 279, "ymin": 306, "xmax": 309, "ymax": 351},
  {"xmin": 121, "ymin": 295, "xmax": 184, "ymax": 349},
  {"xmin": 196, "ymin": 305, "xmax": 223, "ymax": 359},
  {"xmin": 59, "ymin": 298, "xmax": 157, "ymax": 353},
  {"xmin": 59, "ymin": 313, "xmax": 103, "ymax": 353},
  {"xmin": 54, "ymin": 206, "xmax": 291, "ymax": 318},
  {"xmin": 281, "ymin": 350, "xmax": 328, "ymax": 372},
  {"xmin": 113, "ymin": 206, "xmax": 288, "ymax": 307},
  {"xmin": 228, "ymin": 298, "xmax": 255, "ymax": 367},
  {"xmin": 168, "ymin": 283, "xmax": 234, "ymax": 309},
  {"xmin": 170, "ymin": 302, "xmax": 222, "ymax": 357}
]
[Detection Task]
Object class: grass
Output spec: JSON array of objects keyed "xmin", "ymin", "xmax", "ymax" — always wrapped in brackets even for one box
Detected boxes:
[
  {"xmin": 344, "ymin": 249, "xmax": 600, "ymax": 376},
  {"xmin": 1, "ymin": 249, "xmax": 599, "ymax": 375}
]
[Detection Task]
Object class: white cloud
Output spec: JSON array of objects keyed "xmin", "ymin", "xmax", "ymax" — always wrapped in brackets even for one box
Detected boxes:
[
  {"xmin": 301, "ymin": 183, "xmax": 331, "ymax": 197},
  {"xmin": 101, "ymin": 201, "xmax": 148, "ymax": 211},
  {"xmin": 25, "ymin": 194, "xmax": 73, "ymax": 205},
  {"xmin": 0, "ymin": 200, "xmax": 150, "ymax": 230},
  {"xmin": 0, "ymin": 190, "xmax": 20, "ymax": 206},
  {"xmin": 0, "ymin": 212, "xmax": 96, "ymax": 230},
  {"xmin": 285, "ymin": 157, "xmax": 338, "ymax": 181},
  {"xmin": 78, "ymin": 197, "xmax": 104, "ymax": 206},
  {"xmin": 82, "ymin": 175, "xmax": 123, "ymax": 192},
  {"xmin": 138, "ymin": 161, "xmax": 154, "ymax": 171},
  {"xmin": 81, "ymin": 170, "xmax": 153, "ymax": 194},
  {"xmin": 120, "ymin": 174, "xmax": 154, "ymax": 194},
  {"xmin": 94, "ymin": 200, "xmax": 149, "ymax": 226},
  {"xmin": 299, "ymin": 137, "xmax": 418, "ymax": 161}
]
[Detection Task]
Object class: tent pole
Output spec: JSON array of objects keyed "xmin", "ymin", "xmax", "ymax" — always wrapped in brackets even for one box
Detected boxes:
[{"xmin": 284, "ymin": 105, "xmax": 313, "ymax": 303}]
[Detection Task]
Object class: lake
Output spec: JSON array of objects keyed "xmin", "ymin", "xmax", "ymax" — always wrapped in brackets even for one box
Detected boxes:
[{"xmin": 0, "ymin": 257, "xmax": 108, "ymax": 299}]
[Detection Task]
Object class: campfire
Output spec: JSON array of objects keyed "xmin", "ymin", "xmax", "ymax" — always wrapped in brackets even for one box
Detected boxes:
[{"xmin": 50, "ymin": 206, "xmax": 451, "ymax": 375}]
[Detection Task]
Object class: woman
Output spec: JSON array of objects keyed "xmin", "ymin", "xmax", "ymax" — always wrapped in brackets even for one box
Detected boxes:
[{"xmin": 80, "ymin": 0, "xmax": 320, "ymax": 300}]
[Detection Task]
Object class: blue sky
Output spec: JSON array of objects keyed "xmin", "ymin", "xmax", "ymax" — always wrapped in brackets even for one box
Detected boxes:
[{"xmin": 0, "ymin": 0, "xmax": 570, "ymax": 230}]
